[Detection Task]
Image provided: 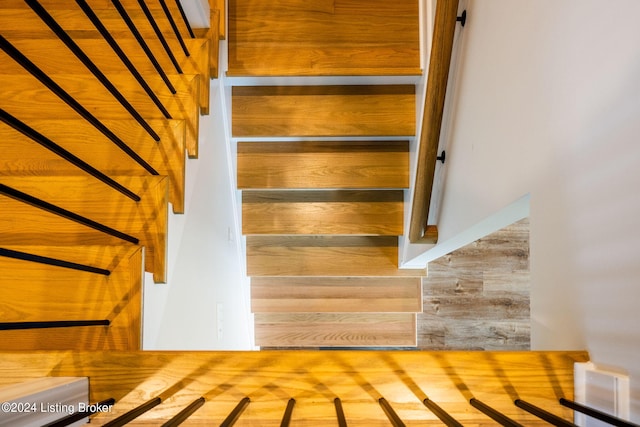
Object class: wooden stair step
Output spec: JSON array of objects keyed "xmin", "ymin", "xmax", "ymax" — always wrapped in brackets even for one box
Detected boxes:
[
  {"xmin": 1, "ymin": 37, "xmax": 211, "ymax": 114},
  {"xmin": 0, "ymin": 7, "xmax": 195, "ymax": 40},
  {"xmin": 251, "ymin": 277, "xmax": 422, "ymax": 313},
  {"xmin": 254, "ymin": 312, "xmax": 417, "ymax": 347},
  {"xmin": 237, "ymin": 141, "xmax": 409, "ymax": 189},
  {"xmin": 228, "ymin": 0, "xmax": 420, "ymax": 76},
  {"xmin": 232, "ymin": 85, "xmax": 415, "ymax": 137},
  {"xmin": 242, "ymin": 190, "xmax": 404, "ymax": 235},
  {"xmin": 0, "ymin": 175, "xmax": 168, "ymax": 283},
  {"xmin": 0, "ymin": 118, "xmax": 186, "ymax": 213},
  {"xmin": 247, "ymin": 236, "xmax": 425, "ymax": 277},
  {"xmin": 0, "ymin": 72, "xmax": 201, "ymax": 157},
  {"xmin": 0, "ymin": 244, "xmax": 143, "ymax": 350}
]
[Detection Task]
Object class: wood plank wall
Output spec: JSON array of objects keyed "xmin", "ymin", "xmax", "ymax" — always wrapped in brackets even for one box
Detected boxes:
[{"xmin": 0, "ymin": 350, "xmax": 588, "ymax": 425}]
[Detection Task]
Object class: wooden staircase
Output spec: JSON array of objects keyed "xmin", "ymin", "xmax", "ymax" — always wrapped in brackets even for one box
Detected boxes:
[
  {"xmin": 0, "ymin": 0, "xmax": 222, "ymax": 350},
  {"xmin": 230, "ymin": 0, "xmax": 426, "ymax": 348}
]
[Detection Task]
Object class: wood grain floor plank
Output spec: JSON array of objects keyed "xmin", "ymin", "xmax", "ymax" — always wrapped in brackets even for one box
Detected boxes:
[
  {"xmin": 254, "ymin": 312, "xmax": 417, "ymax": 347},
  {"xmin": 232, "ymin": 85, "xmax": 415, "ymax": 137},
  {"xmin": 247, "ymin": 236, "xmax": 425, "ymax": 277},
  {"xmin": 0, "ymin": 350, "xmax": 587, "ymax": 425},
  {"xmin": 0, "ymin": 245, "xmax": 143, "ymax": 350},
  {"xmin": 242, "ymin": 190, "xmax": 404, "ymax": 235},
  {"xmin": 251, "ymin": 277, "xmax": 422, "ymax": 313},
  {"xmin": 418, "ymin": 219, "xmax": 531, "ymax": 350},
  {"xmin": 237, "ymin": 141, "xmax": 409, "ymax": 189},
  {"xmin": 0, "ymin": 175, "xmax": 168, "ymax": 282},
  {"xmin": 0, "ymin": 73, "xmax": 201, "ymax": 157},
  {"xmin": 0, "ymin": 118, "xmax": 186, "ymax": 213},
  {"xmin": 228, "ymin": 0, "xmax": 419, "ymax": 76}
]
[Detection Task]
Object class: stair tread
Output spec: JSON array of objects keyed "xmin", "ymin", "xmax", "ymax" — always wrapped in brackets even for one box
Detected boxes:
[
  {"xmin": 254, "ymin": 312, "xmax": 417, "ymax": 347},
  {"xmin": 247, "ymin": 236, "xmax": 425, "ymax": 277},
  {"xmin": 0, "ymin": 175, "xmax": 168, "ymax": 283},
  {"xmin": 228, "ymin": 0, "xmax": 419, "ymax": 76},
  {"xmin": 0, "ymin": 118, "xmax": 186, "ymax": 213},
  {"xmin": 0, "ymin": 73, "xmax": 200, "ymax": 157},
  {"xmin": 251, "ymin": 276, "xmax": 422, "ymax": 313},
  {"xmin": 0, "ymin": 37, "xmax": 211, "ymax": 113},
  {"xmin": 242, "ymin": 190, "xmax": 404, "ymax": 235},
  {"xmin": 0, "ymin": 244, "xmax": 143, "ymax": 350},
  {"xmin": 232, "ymin": 85, "xmax": 415, "ymax": 137},
  {"xmin": 237, "ymin": 141, "xmax": 409, "ymax": 189}
]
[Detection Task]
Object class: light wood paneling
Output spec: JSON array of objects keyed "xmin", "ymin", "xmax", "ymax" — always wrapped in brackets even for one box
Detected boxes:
[
  {"xmin": 232, "ymin": 85, "xmax": 415, "ymax": 137},
  {"xmin": 0, "ymin": 72, "xmax": 200, "ymax": 157},
  {"xmin": 247, "ymin": 236, "xmax": 425, "ymax": 277},
  {"xmin": 251, "ymin": 277, "xmax": 422, "ymax": 313},
  {"xmin": 237, "ymin": 141, "xmax": 409, "ymax": 189},
  {"xmin": 0, "ymin": 351, "xmax": 589, "ymax": 425},
  {"xmin": 418, "ymin": 219, "xmax": 531, "ymax": 350},
  {"xmin": 0, "ymin": 245, "xmax": 143, "ymax": 350},
  {"xmin": 228, "ymin": 0, "xmax": 420, "ymax": 76},
  {"xmin": 0, "ymin": 118, "xmax": 186, "ymax": 213},
  {"xmin": 0, "ymin": 176, "xmax": 168, "ymax": 283},
  {"xmin": 242, "ymin": 190, "xmax": 404, "ymax": 235},
  {"xmin": 254, "ymin": 313, "xmax": 417, "ymax": 347}
]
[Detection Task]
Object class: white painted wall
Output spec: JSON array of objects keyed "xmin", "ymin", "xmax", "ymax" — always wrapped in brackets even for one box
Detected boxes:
[
  {"xmin": 421, "ymin": 0, "xmax": 640, "ymax": 421},
  {"xmin": 142, "ymin": 76, "xmax": 253, "ymax": 350}
]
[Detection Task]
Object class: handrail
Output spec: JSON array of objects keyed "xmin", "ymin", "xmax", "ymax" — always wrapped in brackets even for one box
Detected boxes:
[
  {"xmin": 0, "ymin": 35, "xmax": 160, "ymax": 175},
  {"xmin": 111, "ymin": 0, "xmax": 177, "ymax": 93},
  {"xmin": 0, "ymin": 320, "xmax": 110, "ymax": 330},
  {"xmin": 408, "ymin": 0, "xmax": 461, "ymax": 243},
  {"xmin": 25, "ymin": 0, "xmax": 161, "ymax": 141},
  {"xmin": 158, "ymin": 0, "xmax": 190, "ymax": 56},
  {"xmin": 75, "ymin": 0, "xmax": 173, "ymax": 119},
  {"xmin": 0, "ymin": 247, "xmax": 111, "ymax": 276},
  {"xmin": 161, "ymin": 397, "xmax": 206, "ymax": 427},
  {"xmin": 0, "ymin": 183, "xmax": 140, "ymax": 244},
  {"xmin": 174, "ymin": 0, "xmax": 195, "ymax": 38},
  {"xmin": 136, "ymin": 0, "xmax": 184, "ymax": 73},
  {"xmin": 0, "ymin": 108, "xmax": 141, "ymax": 202}
]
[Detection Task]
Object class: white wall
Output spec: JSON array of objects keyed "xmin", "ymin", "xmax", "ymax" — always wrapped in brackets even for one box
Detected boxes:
[
  {"xmin": 426, "ymin": 0, "xmax": 640, "ymax": 420},
  {"xmin": 142, "ymin": 77, "xmax": 253, "ymax": 350}
]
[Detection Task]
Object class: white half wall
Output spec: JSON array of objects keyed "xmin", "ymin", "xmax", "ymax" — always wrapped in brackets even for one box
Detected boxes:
[{"xmin": 425, "ymin": 0, "xmax": 640, "ymax": 421}]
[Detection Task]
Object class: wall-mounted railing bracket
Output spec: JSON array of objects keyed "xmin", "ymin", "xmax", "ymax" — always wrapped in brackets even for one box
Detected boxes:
[{"xmin": 457, "ymin": 10, "xmax": 467, "ymax": 27}]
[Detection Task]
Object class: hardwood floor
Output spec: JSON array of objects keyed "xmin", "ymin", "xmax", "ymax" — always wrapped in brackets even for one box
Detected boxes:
[{"xmin": 417, "ymin": 218, "xmax": 531, "ymax": 350}]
